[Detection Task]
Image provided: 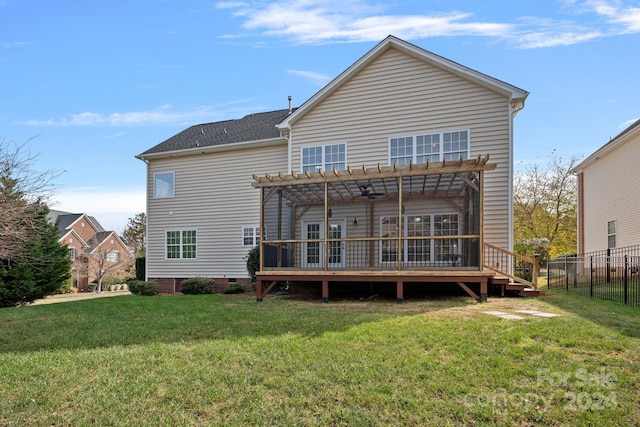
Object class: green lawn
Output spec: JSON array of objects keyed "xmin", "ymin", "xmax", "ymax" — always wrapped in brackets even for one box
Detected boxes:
[{"xmin": 0, "ymin": 291, "xmax": 638, "ymax": 426}]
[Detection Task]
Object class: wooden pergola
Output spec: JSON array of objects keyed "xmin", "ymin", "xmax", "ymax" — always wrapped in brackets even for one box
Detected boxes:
[{"xmin": 252, "ymin": 155, "xmax": 498, "ymax": 302}]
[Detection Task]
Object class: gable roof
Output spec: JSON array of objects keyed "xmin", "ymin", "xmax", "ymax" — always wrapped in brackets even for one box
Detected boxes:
[
  {"xmin": 87, "ymin": 231, "xmax": 133, "ymax": 256},
  {"xmin": 573, "ymin": 118, "xmax": 640, "ymax": 173},
  {"xmin": 278, "ymin": 35, "xmax": 529, "ymax": 130},
  {"xmin": 48, "ymin": 211, "xmax": 105, "ymax": 238},
  {"xmin": 136, "ymin": 109, "xmax": 294, "ymax": 160}
]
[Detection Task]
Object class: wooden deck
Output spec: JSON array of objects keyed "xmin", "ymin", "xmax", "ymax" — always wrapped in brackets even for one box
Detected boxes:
[{"xmin": 256, "ymin": 269, "xmax": 499, "ymax": 303}]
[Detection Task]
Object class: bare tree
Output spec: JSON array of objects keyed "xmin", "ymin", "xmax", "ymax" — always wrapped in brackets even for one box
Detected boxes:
[
  {"xmin": 79, "ymin": 235, "xmax": 133, "ymax": 292},
  {"xmin": 0, "ymin": 138, "xmax": 60, "ymax": 262}
]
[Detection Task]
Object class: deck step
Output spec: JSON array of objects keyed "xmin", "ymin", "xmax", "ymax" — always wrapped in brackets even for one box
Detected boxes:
[
  {"xmin": 519, "ymin": 288, "xmax": 540, "ymax": 297},
  {"xmin": 490, "ymin": 276, "xmax": 510, "ymax": 286},
  {"xmin": 505, "ymin": 283, "xmax": 525, "ymax": 291}
]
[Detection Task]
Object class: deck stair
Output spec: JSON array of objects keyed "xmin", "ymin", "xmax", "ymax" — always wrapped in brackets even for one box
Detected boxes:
[{"xmin": 484, "ymin": 243, "xmax": 540, "ymax": 297}]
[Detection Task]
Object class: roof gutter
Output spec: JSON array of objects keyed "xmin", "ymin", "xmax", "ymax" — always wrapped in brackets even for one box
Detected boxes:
[{"xmin": 136, "ymin": 136, "xmax": 287, "ymax": 161}]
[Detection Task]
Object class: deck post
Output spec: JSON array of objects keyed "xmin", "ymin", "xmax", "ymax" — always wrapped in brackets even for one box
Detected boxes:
[
  {"xmin": 322, "ymin": 280, "xmax": 329, "ymax": 303},
  {"xmin": 396, "ymin": 280, "xmax": 404, "ymax": 304},
  {"xmin": 256, "ymin": 278, "xmax": 263, "ymax": 302},
  {"xmin": 479, "ymin": 278, "xmax": 488, "ymax": 302}
]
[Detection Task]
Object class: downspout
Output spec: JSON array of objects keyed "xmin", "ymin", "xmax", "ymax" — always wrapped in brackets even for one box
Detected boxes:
[
  {"xmin": 287, "ymin": 96, "xmax": 293, "ymax": 173},
  {"xmin": 508, "ymin": 99, "xmax": 515, "ymax": 255},
  {"xmin": 141, "ymin": 157, "xmax": 150, "ymax": 282}
]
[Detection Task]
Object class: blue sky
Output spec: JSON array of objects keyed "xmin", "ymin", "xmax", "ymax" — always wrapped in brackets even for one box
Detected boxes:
[{"xmin": 2, "ymin": 0, "xmax": 639, "ymax": 231}]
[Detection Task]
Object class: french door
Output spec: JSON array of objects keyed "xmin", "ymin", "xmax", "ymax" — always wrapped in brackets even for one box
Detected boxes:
[{"xmin": 302, "ymin": 220, "xmax": 346, "ymax": 268}]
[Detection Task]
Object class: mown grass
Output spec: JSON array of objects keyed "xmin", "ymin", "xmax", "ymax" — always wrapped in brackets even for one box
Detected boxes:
[{"xmin": 0, "ymin": 291, "xmax": 638, "ymax": 426}]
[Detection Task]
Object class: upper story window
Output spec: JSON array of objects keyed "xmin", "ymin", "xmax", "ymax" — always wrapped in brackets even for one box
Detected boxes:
[
  {"xmin": 154, "ymin": 172, "xmax": 174, "ymax": 198},
  {"xmin": 607, "ymin": 220, "xmax": 617, "ymax": 249},
  {"xmin": 166, "ymin": 229, "xmax": 197, "ymax": 259},
  {"xmin": 390, "ymin": 130, "xmax": 469, "ymax": 166},
  {"xmin": 69, "ymin": 247, "xmax": 77, "ymax": 260},
  {"xmin": 106, "ymin": 250, "xmax": 120, "ymax": 263},
  {"xmin": 302, "ymin": 143, "xmax": 346, "ymax": 173}
]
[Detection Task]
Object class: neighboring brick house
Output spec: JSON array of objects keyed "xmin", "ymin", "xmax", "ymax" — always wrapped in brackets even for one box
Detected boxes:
[{"xmin": 48, "ymin": 210, "xmax": 133, "ymax": 291}]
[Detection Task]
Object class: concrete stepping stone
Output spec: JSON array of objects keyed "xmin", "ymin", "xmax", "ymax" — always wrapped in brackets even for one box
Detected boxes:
[
  {"xmin": 483, "ymin": 311, "xmax": 526, "ymax": 320},
  {"xmin": 515, "ymin": 310, "xmax": 561, "ymax": 318}
]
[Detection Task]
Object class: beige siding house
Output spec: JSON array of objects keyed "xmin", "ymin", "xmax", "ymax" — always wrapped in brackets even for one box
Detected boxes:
[
  {"xmin": 138, "ymin": 36, "xmax": 531, "ymax": 299},
  {"xmin": 573, "ymin": 118, "xmax": 640, "ymax": 254}
]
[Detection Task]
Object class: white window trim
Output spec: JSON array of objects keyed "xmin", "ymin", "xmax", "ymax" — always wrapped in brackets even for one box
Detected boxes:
[
  {"xmin": 300, "ymin": 142, "xmax": 347, "ymax": 173},
  {"xmin": 242, "ymin": 226, "xmax": 261, "ymax": 246},
  {"xmin": 165, "ymin": 229, "xmax": 198, "ymax": 260},
  {"xmin": 388, "ymin": 129, "xmax": 470, "ymax": 165},
  {"xmin": 153, "ymin": 171, "xmax": 175, "ymax": 199}
]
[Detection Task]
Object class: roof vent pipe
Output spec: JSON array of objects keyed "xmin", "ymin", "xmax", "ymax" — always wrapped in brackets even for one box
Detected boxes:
[{"xmin": 288, "ymin": 95, "xmax": 292, "ymax": 114}]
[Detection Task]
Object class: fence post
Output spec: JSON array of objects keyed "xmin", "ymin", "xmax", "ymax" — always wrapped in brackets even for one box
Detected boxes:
[
  {"xmin": 590, "ymin": 256, "xmax": 594, "ymax": 299},
  {"xmin": 606, "ymin": 248, "xmax": 611, "ymax": 283},
  {"xmin": 624, "ymin": 255, "xmax": 628, "ymax": 305},
  {"xmin": 532, "ymin": 254, "xmax": 539, "ymax": 291},
  {"xmin": 565, "ymin": 256, "xmax": 569, "ymax": 291}
]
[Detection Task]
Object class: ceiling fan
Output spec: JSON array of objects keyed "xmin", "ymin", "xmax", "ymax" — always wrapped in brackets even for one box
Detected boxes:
[{"xmin": 359, "ymin": 184, "xmax": 385, "ymax": 199}]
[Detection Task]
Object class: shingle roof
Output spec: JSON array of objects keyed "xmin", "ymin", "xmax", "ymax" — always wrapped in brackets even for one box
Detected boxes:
[
  {"xmin": 87, "ymin": 231, "xmax": 113, "ymax": 252},
  {"xmin": 47, "ymin": 211, "xmax": 105, "ymax": 238},
  {"xmin": 137, "ymin": 108, "xmax": 294, "ymax": 157}
]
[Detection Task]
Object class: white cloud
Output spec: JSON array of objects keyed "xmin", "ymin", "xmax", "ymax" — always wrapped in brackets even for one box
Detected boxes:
[
  {"xmin": 619, "ymin": 117, "xmax": 640, "ymax": 129},
  {"xmin": 220, "ymin": 1, "xmax": 512, "ymax": 44},
  {"xmin": 513, "ymin": 29, "xmax": 604, "ymax": 48},
  {"xmin": 22, "ymin": 102, "xmax": 258, "ymax": 127},
  {"xmin": 50, "ymin": 187, "xmax": 146, "ymax": 232},
  {"xmin": 287, "ymin": 69, "xmax": 332, "ymax": 86},
  {"xmin": 217, "ymin": 0, "xmax": 640, "ymax": 49},
  {"xmin": 588, "ymin": 0, "xmax": 640, "ymax": 32}
]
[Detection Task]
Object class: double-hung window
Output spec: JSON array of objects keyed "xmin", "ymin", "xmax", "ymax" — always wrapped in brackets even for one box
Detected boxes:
[
  {"xmin": 390, "ymin": 130, "xmax": 469, "ymax": 165},
  {"xmin": 242, "ymin": 226, "xmax": 261, "ymax": 246},
  {"xmin": 302, "ymin": 143, "xmax": 346, "ymax": 173},
  {"xmin": 166, "ymin": 230, "xmax": 197, "ymax": 259},
  {"xmin": 154, "ymin": 172, "xmax": 174, "ymax": 198}
]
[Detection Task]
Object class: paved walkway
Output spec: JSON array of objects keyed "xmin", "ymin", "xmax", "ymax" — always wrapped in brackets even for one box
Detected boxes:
[{"xmin": 30, "ymin": 290, "xmax": 132, "ymax": 305}]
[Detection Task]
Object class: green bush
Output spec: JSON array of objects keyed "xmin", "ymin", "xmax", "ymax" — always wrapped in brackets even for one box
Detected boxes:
[
  {"xmin": 102, "ymin": 276, "xmax": 118, "ymax": 287},
  {"xmin": 57, "ymin": 277, "xmax": 73, "ymax": 294},
  {"xmin": 88, "ymin": 283, "xmax": 97, "ymax": 292},
  {"xmin": 180, "ymin": 277, "xmax": 214, "ymax": 295},
  {"xmin": 222, "ymin": 284, "xmax": 245, "ymax": 294},
  {"xmin": 121, "ymin": 283, "xmax": 129, "ymax": 292},
  {"xmin": 136, "ymin": 281, "xmax": 157, "ymax": 296},
  {"xmin": 245, "ymin": 246, "xmax": 259, "ymax": 280},
  {"xmin": 127, "ymin": 280, "xmax": 156, "ymax": 296}
]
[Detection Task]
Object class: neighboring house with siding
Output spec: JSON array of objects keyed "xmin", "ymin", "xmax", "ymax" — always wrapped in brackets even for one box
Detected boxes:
[
  {"xmin": 573, "ymin": 118, "xmax": 640, "ymax": 254},
  {"xmin": 137, "ymin": 36, "xmax": 530, "ymax": 300},
  {"xmin": 48, "ymin": 210, "xmax": 133, "ymax": 291}
]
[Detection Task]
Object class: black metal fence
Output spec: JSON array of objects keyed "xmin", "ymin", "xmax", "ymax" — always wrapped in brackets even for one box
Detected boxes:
[{"xmin": 548, "ymin": 245, "xmax": 640, "ymax": 307}]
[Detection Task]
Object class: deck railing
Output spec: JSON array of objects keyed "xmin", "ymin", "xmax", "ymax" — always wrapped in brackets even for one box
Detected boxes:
[
  {"xmin": 483, "ymin": 242, "xmax": 539, "ymax": 290},
  {"xmin": 262, "ymin": 236, "xmax": 481, "ymax": 271}
]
